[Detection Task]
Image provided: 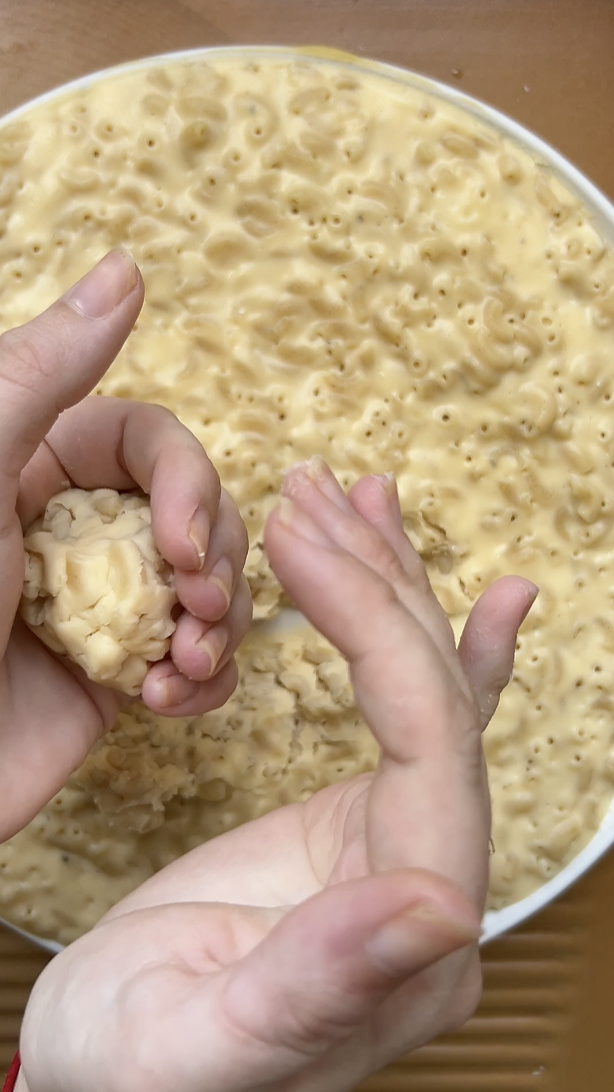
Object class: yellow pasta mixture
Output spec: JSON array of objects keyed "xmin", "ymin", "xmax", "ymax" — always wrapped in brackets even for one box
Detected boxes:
[
  {"xmin": 0, "ymin": 51, "xmax": 614, "ymax": 943},
  {"xmin": 20, "ymin": 488, "xmax": 177, "ymax": 696}
]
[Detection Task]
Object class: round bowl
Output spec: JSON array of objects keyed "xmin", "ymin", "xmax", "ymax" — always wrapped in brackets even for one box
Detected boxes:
[{"xmin": 2, "ymin": 45, "xmax": 614, "ymax": 954}]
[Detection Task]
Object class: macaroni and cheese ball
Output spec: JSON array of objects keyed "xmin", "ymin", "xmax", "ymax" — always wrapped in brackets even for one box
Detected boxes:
[{"xmin": 20, "ymin": 488, "xmax": 177, "ymax": 696}]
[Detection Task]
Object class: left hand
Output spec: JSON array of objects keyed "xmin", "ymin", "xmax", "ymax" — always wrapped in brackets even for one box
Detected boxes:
[
  {"xmin": 18, "ymin": 460, "xmax": 536, "ymax": 1092},
  {"xmin": 0, "ymin": 249, "xmax": 251, "ymax": 840}
]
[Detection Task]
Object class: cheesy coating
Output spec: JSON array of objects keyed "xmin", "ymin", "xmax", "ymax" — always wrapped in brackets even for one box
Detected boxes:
[
  {"xmin": 0, "ymin": 624, "xmax": 378, "ymax": 945},
  {"xmin": 20, "ymin": 489, "xmax": 177, "ymax": 696},
  {"xmin": 0, "ymin": 51, "xmax": 614, "ymax": 940}
]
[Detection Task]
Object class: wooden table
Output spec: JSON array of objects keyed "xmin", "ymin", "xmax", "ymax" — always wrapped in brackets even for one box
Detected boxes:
[{"xmin": 0, "ymin": 1, "xmax": 613, "ymax": 1088}]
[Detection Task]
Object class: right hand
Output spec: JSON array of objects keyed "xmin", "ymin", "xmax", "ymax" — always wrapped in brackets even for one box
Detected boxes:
[{"xmin": 19, "ymin": 460, "xmax": 536, "ymax": 1092}]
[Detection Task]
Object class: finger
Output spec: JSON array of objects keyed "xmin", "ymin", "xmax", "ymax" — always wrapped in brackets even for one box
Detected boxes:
[
  {"xmin": 265, "ymin": 505, "xmax": 486, "ymax": 903},
  {"xmin": 263, "ymin": 502, "xmax": 474, "ymax": 760},
  {"xmin": 21, "ymin": 396, "xmax": 222, "ymax": 574},
  {"xmin": 282, "ymin": 461, "xmax": 406, "ymax": 590},
  {"xmin": 347, "ymin": 473, "xmax": 432, "ymax": 594},
  {"xmin": 348, "ymin": 471, "xmax": 457, "ymax": 657},
  {"xmin": 287, "ymin": 456, "xmax": 355, "ymax": 511},
  {"xmin": 0, "ymin": 249, "xmax": 142, "ymax": 488},
  {"xmin": 173, "ymin": 492, "xmax": 250, "ymax": 622},
  {"xmin": 170, "ymin": 576, "xmax": 253, "ymax": 682},
  {"xmin": 220, "ymin": 871, "xmax": 480, "ymax": 1076},
  {"xmin": 281, "ymin": 462, "xmax": 459, "ymax": 669},
  {"xmin": 0, "ymin": 250, "xmax": 143, "ymax": 650},
  {"xmin": 267, "ymin": 474, "xmax": 469, "ymax": 690},
  {"xmin": 268, "ymin": 502, "xmax": 412, "ymax": 667},
  {"xmin": 141, "ymin": 656, "xmax": 239, "ymax": 718},
  {"xmin": 459, "ymin": 576, "xmax": 539, "ymax": 731}
]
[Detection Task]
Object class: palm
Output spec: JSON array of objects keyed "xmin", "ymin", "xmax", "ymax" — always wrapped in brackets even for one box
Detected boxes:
[
  {"xmin": 0, "ymin": 618, "xmax": 120, "ymax": 841},
  {"xmin": 48, "ymin": 773, "xmax": 475, "ymax": 1092}
]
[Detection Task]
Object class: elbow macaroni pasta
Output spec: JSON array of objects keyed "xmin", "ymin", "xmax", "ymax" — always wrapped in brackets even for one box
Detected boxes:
[{"xmin": 0, "ymin": 52, "xmax": 614, "ymax": 941}]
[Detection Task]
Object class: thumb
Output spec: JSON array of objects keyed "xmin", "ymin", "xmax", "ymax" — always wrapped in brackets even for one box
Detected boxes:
[
  {"xmin": 458, "ymin": 575, "xmax": 539, "ymax": 731},
  {"xmin": 0, "ymin": 248, "xmax": 143, "ymax": 650},
  {"xmin": 0, "ymin": 247, "xmax": 143, "ymax": 488},
  {"xmin": 218, "ymin": 871, "xmax": 480, "ymax": 1086}
]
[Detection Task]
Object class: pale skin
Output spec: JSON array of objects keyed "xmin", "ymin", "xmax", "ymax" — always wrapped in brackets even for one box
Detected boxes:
[{"xmin": 0, "ymin": 251, "xmax": 536, "ymax": 1092}]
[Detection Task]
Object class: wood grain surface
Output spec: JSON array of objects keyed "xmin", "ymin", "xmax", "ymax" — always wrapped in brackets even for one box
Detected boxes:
[{"xmin": 0, "ymin": 1, "xmax": 613, "ymax": 1088}]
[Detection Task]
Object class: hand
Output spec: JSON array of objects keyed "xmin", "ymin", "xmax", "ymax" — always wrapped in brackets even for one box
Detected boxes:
[
  {"xmin": 19, "ymin": 460, "xmax": 536, "ymax": 1092},
  {"xmin": 0, "ymin": 249, "xmax": 251, "ymax": 840}
]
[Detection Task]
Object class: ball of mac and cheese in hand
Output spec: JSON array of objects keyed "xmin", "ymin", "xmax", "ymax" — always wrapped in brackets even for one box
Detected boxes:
[{"xmin": 20, "ymin": 488, "xmax": 177, "ymax": 696}]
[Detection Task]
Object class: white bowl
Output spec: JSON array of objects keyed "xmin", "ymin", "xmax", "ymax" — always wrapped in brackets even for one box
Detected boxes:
[{"xmin": 2, "ymin": 46, "xmax": 614, "ymax": 954}]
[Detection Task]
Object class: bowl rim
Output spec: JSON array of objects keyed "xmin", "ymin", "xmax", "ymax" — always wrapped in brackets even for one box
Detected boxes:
[{"xmin": 2, "ymin": 43, "xmax": 614, "ymax": 954}]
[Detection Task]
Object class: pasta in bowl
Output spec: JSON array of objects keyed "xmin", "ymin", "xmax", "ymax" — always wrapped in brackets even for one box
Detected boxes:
[{"xmin": 1, "ymin": 46, "xmax": 614, "ymax": 951}]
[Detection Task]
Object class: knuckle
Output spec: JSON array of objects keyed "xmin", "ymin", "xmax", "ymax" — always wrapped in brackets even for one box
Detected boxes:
[
  {"xmin": 363, "ymin": 567, "xmax": 403, "ymax": 618},
  {"xmin": 219, "ymin": 979, "xmax": 324, "ymax": 1060},
  {"xmin": 227, "ymin": 582, "xmax": 253, "ymax": 646},
  {"xmin": 351, "ymin": 521, "xmax": 405, "ymax": 586},
  {"xmin": 488, "ymin": 662, "xmax": 515, "ymax": 696},
  {"xmin": 220, "ymin": 972, "xmax": 357, "ymax": 1061},
  {"xmin": 144, "ymin": 402, "xmax": 223, "ymax": 500},
  {"xmin": 412, "ymin": 558, "xmax": 432, "ymax": 595},
  {"xmin": 240, "ymin": 531, "xmax": 249, "ymax": 566},
  {"xmin": 0, "ymin": 329, "xmax": 52, "ymax": 392},
  {"xmin": 237, "ymin": 575, "xmax": 254, "ymax": 625},
  {"xmin": 140, "ymin": 401, "xmax": 179, "ymax": 431},
  {"xmin": 215, "ymin": 655, "xmax": 239, "ymax": 699},
  {"xmin": 274, "ymin": 989, "xmax": 357, "ymax": 1054},
  {"xmin": 239, "ymin": 513, "xmax": 250, "ymax": 556},
  {"xmin": 402, "ymin": 535, "xmax": 430, "ymax": 579},
  {"xmin": 223, "ymin": 491, "xmax": 249, "ymax": 558}
]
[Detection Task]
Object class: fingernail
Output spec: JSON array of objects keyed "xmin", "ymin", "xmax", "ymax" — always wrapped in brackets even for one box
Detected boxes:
[
  {"xmin": 365, "ymin": 904, "xmax": 481, "ymax": 977},
  {"xmin": 283, "ymin": 456, "xmax": 326, "ymax": 485},
  {"xmin": 153, "ymin": 671, "xmax": 200, "ymax": 710},
  {"xmin": 520, "ymin": 582, "xmax": 540, "ymax": 623},
  {"xmin": 188, "ymin": 507, "xmax": 210, "ymax": 569},
  {"xmin": 282, "ymin": 457, "xmax": 331, "ymax": 500},
  {"xmin": 373, "ymin": 472, "xmax": 397, "ymax": 495},
  {"xmin": 284, "ymin": 456, "xmax": 352, "ymax": 513},
  {"xmin": 305, "ymin": 454, "xmax": 327, "ymax": 481},
  {"xmin": 205, "ymin": 557, "xmax": 232, "ymax": 611},
  {"xmin": 277, "ymin": 497, "xmax": 331, "ymax": 545},
  {"xmin": 197, "ymin": 625, "xmax": 228, "ymax": 677},
  {"xmin": 63, "ymin": 248, "xmax": 139, "ymax": 319}
]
